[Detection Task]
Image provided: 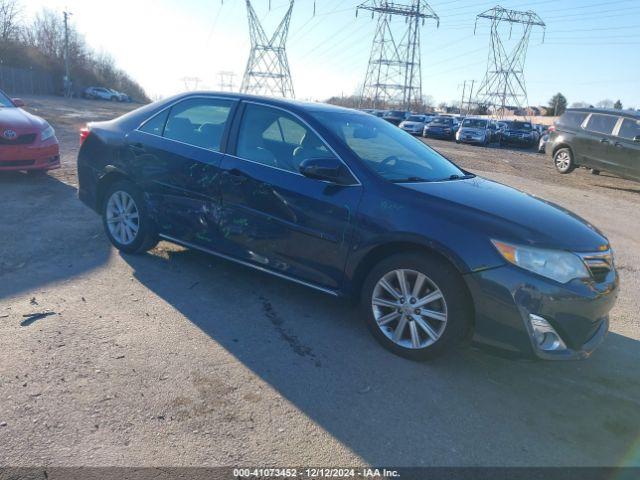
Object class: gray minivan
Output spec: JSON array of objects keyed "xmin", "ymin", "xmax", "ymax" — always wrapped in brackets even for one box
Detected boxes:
[{"xmin": 547, "ymin": 108, "xmax": 640, "ymax": 181}]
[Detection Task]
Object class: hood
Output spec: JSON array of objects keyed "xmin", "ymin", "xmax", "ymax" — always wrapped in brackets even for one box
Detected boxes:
[
  {"xmin": 460, "ymin": 127, "xmax": 486, "ymax": 135},
  {"xmin": 403, "ymin": 177, "xmax": 608, "ymax": 252},
  {"xmin": 0, "ymin": 107, "xmax": 47, "ymax": 133}
]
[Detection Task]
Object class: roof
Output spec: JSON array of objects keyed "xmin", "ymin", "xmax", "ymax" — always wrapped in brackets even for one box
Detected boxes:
[
  {"xmin": 567, "ymin": 107, "xmax": 640, "ymax": 119},
  {"xmin": 172, "ymin": 90, "xmax": 361, "ymax": 116}
]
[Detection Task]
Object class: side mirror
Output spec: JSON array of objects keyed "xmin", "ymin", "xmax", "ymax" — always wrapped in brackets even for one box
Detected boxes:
[
  {"xmin": 12, "ymin": 98, "xmax": 25, "ymax": 108},
  {"xmin": 299, "ymin": 158, "xmax": 348, "ymax": 184},
  {"xmin": 634, "ymin": 135, "xmax": 640, "ymax": 143}
]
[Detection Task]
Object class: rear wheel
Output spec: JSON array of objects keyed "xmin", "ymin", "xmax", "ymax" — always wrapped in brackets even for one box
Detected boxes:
[
  {"xmin": 554, "ymin": 148, "xmax": 575, "ymax": 174},
  {"xmin": 102, "ymin": 180, "xmax": 158, "ymax": 254},
  {"xmin": 361, "ymin": 253, "xmax": 472, "ymax": 361}
]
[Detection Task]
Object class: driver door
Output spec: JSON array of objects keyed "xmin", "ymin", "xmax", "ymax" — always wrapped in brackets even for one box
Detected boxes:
[{"xmin": 218, "ymin": 102, "xmax": 362, "ymax": 290}]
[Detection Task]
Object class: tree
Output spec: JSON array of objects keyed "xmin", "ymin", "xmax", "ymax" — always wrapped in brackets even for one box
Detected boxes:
[
  {"xmin": 596, "ymin": 99, "xmax": 614, "ymax": 109},
  {"xmin": 570, "ymin": 101, "xmax": 590, "ymax": 108},
  {"xmin": 548, "ymin": 93, "xmax": 567, "ymax": 116},
  {"xmin": 0, "ymin": 0, "xmax": 21, "ymax": 42},
  {"xmin": 614, "ymin": 99, "xmax": 623, "ymax": 110}
]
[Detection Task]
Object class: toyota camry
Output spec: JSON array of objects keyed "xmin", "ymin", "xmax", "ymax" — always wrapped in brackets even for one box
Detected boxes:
[{"xmin": 77, "ymin": 93, "xmax": 618, "ymax": 361}]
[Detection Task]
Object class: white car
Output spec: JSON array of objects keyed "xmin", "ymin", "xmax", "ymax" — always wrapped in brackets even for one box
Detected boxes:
[
  {"xmin": 399, "ymin": 115, "xmax": 430, "ymax": 135},
  {"xmin": 84, "ymin": 87, "xmax": 120, "ymax": 101}
]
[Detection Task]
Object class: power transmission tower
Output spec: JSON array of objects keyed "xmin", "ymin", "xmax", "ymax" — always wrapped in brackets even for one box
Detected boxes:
[
  {"xmin": 357, "ymin": 1, "xmax": 439, "ymax": 110},
  {"xmin": 63, "ymin": 11, "xmax": 72, "ymax": 98},
  {"xmin": 180, "ymin": 77, "xmax": 202, "ymax": 91},
  {"xmin": 218, "ymin": 71, "xmax": 237, "ymax": 92},
  {"xmin": 474, "ymin": 6, "xmax": 545, "ymax": 118},
  {"xmin": 459, "ymin": 79, "xmax": 476, "ymax": 115},
  {"xmin": 241, "ymin": 0, "xmax": 295, "ymax": 98}
]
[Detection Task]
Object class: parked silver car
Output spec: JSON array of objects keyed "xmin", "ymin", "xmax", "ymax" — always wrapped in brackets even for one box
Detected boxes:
[
  {"xmin": 83, "ymin": 87, "xmax": 120, "ymax": 101},
  {"xmin": 456, "ymin": 117, "xmax": 491, "ymax": 145},
  {"xmin": 399, "ymin": 115, "xmax": 430, "ymax": 135}
]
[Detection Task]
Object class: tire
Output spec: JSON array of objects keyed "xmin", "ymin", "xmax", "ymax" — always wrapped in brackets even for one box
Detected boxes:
[
  {"xmin": 111, "ymin": 96, "xmax": 118, "ymax": 102},
  {"xmin": 361, "ymin": 252, "xmax": 472, "ymax": 361},
  {"xmin": 102, "ymin": 180, "xmax": 159, "ymax": 254},
  {"xmin": 554, "ymin": 147, "xmax": 575, "ymax": 174}
]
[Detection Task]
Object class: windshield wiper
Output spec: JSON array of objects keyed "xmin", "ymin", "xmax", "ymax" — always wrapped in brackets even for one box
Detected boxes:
[
  {"xmin": 440, "ymin": 173, "xmax": 475, "ymax": 181},
  {"xmin": 390, "ymin": 176, "xmax": 432, "ymax": 183}
]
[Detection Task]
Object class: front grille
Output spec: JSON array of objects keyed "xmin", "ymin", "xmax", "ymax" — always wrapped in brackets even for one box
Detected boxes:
[
  {"xmin": 0, "ymin": 159, "xmax": 35, "ymax": 167},
  {"xmin": 0, "ymin": 133, "xmax": 37, "ymax": 145},
  {"xmin": 579, "ymin": 250, "xmax": 614, "ymax": 283}
]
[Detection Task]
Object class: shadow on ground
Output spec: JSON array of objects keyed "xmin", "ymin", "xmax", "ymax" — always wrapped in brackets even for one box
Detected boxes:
[
  {"xmin": 123, "ymin": 247, "xmax": 640, "ymax": 466},
  {"xmin": 0, "ymin": 172, "xmax": 111, "ymax": 300}
]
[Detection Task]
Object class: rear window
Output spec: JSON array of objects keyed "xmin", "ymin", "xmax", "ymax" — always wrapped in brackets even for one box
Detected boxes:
[
  {"xmin": 618, "ymin": 118, "xmax": 640, "ymax": 140},
  {"xmin": 585, "ymin": 114, "xmax": 619, "ymax": 135},
  {"xmin": 407, "ymin": 116, "xmax": 425, "ymax": 122},
  {"xmin": 557, "ymin": 111, "xmax": 589, "ymax": 129}
]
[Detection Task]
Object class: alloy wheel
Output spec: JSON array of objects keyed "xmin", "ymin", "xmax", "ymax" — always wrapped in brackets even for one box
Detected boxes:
[
  {"xmin": 555, "ymin": 151, "xmax": 571, "ymax": 171},
  {"xmin": 371, "ymin": 269, "xmax": 448, "ymax": 350},
  {"xmin": 106, "ymin": 190, "xmax": 140, "ymax": 245}
]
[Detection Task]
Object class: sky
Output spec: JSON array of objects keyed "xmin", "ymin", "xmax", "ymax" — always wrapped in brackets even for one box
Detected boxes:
[{"xmin": 21, "ymin": 0, "xmax": 640, "ymax": 108}]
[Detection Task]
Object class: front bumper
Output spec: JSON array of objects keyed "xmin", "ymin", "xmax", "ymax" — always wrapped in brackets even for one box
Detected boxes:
[
  {"xmin": 425, "ymin": 129, "xmax": 453, "ymax": 139},
  {"xmin": 0, "ymin": 142, "xmax": 60, "ymax": 171},
  {"xmin": 465, "ymin": 263, "xmax": 618, "ymax": 360},
  {"xmin": 457, "ymin": 132, "xmax": 487, "ymax": 144},
  {"xmin": 401, "ymin": 126, "xmax": 423, "ymax": 135},
  {"xmin": 501, "ymin": 135, "xmax": 535, "ymax": 146}
]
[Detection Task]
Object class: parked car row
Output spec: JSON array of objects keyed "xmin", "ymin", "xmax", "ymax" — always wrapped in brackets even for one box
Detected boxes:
[{"xmin": 83, "ymin": 86, "xmax": 132, "ymax": 103}]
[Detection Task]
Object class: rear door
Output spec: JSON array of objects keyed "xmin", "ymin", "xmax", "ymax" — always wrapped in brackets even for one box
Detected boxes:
[
  {"xmin": 218, "ymin": 102, "xmax": 362, "ymax": 290},
  {"xmin": 125, "ymin": 96, "xmax": 237, "ymax": 246},
  {"xmin": 578, "ymin": 113, "xmax": 620, "ymax": 171},
  {"xmin": 611, "ymin": 117, "xmax": 640, "ymax": 180}
]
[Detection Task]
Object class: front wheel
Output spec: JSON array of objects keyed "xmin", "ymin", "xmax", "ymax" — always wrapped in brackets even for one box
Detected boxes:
[
  {"xmin": 554, "ymin": 148, "xmax": 575, "ymax": 174},
  {"xmin": 102, "ymin": 180, "xmax": 159, "ymax": 254},
  {"xmin": 361, "ymin": 253, "xmax": 472, "ymax": 361}
]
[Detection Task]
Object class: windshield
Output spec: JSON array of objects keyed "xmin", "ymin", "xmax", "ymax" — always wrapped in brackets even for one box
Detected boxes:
[
  {"xmin": 0, "ymin": 90, "xmax": 15, "ymax": 108},
  {"xmin": 386, "ymin": 111, "xmax": 405, "ymax": 117},
  {"xmin": 431, "ymin": 117, "xmax": 453, "ymax": 126},
  {"xmin": 505, "ymin": 121, "xmax": 532, "ymax": 130},
  {"xmin": 462, "ymin": 119, "xmax": 488, "ymax": 128},
  {"xmin": 407, "ymin": 116, "xmax": 425, "ymax": 122},
  {"xmin": 311, "ymin": 111, "xmax": 467, "ymax": 183}
]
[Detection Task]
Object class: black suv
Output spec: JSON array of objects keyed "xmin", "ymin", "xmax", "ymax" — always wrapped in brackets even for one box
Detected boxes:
[
  {"xmin": 547, "ymin": 108, "xmax": 640, "ymax": 182},
  {"xmin": 498, "ymin": 120, "xmax": 536, "ymax": 148}
]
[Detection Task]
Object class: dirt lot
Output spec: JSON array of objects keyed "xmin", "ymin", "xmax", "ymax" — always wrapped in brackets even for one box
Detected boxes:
[{"xmin": 1, "ymin": 96, "xmax": 639, "ymax": 467}]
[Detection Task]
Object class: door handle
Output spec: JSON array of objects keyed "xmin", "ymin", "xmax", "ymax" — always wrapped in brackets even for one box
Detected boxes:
[{"xmin": 600, "ymin": 138, "xmax": 610, "ymax": 144}]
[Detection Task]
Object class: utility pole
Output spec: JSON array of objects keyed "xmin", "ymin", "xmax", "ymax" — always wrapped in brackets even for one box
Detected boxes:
[
  {"xmin": 474, "ymin": 6, "xmax": 545, "ymax": 119},
  {"xmin": 459, "ymin": 80, "xmax": 467, "ymax": 114},
  {"xmin": 357, "ymin": 0, "xmax": 439, "ymax": 110},
  {"xmin": 241, "ymin": 0, "xmax": 295, "ymax": 98},
  {"xmin": 63, "ymin": 11, "xmax": 72, "ymax": 98}
]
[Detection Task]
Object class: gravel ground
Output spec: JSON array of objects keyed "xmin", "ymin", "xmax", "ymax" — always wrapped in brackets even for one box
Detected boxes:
[{"xmin": 0, "ymin": 97, "xmax": 639, "ymax": 468}]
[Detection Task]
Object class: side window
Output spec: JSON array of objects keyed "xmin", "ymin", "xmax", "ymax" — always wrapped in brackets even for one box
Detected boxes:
[
  {"xmin": 557, "ymin": 112, "xmax": 588, "ymax": 129},
  {"xmin": 163, "ymin": 98, "xmax": 233, "ymax": 151},
  {"xmin": 236, "ymin": 104, "xmax": 334, "ymax": 174},
  {"xmin": 618, "ymin": 118, "xmax": 640, "ymax": 141},
  {"xmin": 140, "ymin": 109, "xmax": 169, "ymax": 136},
  {"xmin": 585, "ymin": 114, "xmax": 618, "ymax": 135}
]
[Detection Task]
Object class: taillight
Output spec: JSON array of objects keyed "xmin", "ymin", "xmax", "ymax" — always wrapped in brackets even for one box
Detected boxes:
[
  {"xmin": 548, "ymin": 125, "xmax": 556, "ymax": 133},
  {"xmin": 80, "ymin": 127, "xmax": 90, "ymax": 145}
]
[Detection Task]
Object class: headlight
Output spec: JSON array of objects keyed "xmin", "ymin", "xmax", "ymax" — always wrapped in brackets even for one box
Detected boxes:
[
  {"xmin": 492, "ymin": 240, "xmax": 590, "ymax": 284},
  {"xmin": 41, "ymin": 125, "xmax": 55, "ymax": 142}
]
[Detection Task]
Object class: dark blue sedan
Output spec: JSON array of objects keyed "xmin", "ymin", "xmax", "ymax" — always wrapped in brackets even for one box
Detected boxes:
[{"xmin": 77, "ymin": 93, "xmax": 618, "ymax": 361}]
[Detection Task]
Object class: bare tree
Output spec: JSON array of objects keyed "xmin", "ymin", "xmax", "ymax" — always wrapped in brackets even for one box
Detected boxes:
[
  {"xmin": 0, "ymin": 0, "xmax": 21, "ymax": 42},
  {"xmin": 596, "ymin": 99, "xmax": 614, "ymax": 109}
]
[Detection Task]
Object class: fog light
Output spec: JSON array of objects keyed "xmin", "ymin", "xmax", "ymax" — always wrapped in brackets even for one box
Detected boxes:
[{"xmin": 529, "ymin": 314, "xmax": 567, "ymax": 352}]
